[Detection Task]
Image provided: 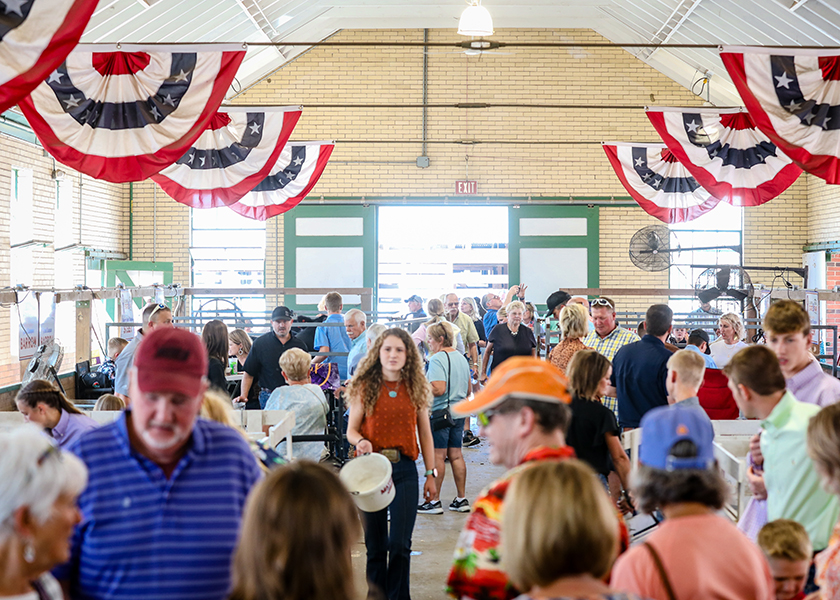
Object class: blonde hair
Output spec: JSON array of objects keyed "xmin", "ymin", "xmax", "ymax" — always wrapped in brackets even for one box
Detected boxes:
[
  {"xmin": 667, "ymin": 349, "xmax": 707, "ymax": 390},
  {"xmin": 719, "ymin": 312, "xmax": 744, "ymax": 340},
  {"xmin": 279, "ymin": 347, "xmax": 312, "ymax": 382},
  {"xmin": 347, "ymin": 328, "xmax": 431, "ymax": 416},
  {"xmin": 230, "ymin": 462, "xmax": 360, "ymax": 600},
  {"xmin": 427, "ymin": 322, "xmax": 454, "ymax": 348},
  {"xmin": 502, "ymin": 460, "xmax": 618, "ymax": 591},
  {"xmin": 497, "ymin": 307, "xmax": 508, "ymax": 321},
  {"xmin": 559, "ymin": 303, "xmax": 589, "ymax": 340},
  {"xmin": 460, "ymin": 297, "xmax": 480, "ymax": 321},
  {"xmin": 107, "ymin": 337, "xmax": 128, "ymax": 358},
  {"xmin": 229, "ymin": 329, "xmax": 252, "ymax": 355},
  {"xmin": 425, "ymin": 298, "xmax": 444, "ymax": 321},
  {"xmin": 94, "ymin": 394, "xmax": 125, "ymax": 411},
  {"xmin": 807, "ymin": 402, "xmax": 840, "ymax": 494},
  {"xmin": 757, "ymin": 519, "xmax": 812, "ymax": 562},
  {"xmin": 506, "ymin": 300, "xmax": 526, "ymax": 314}
]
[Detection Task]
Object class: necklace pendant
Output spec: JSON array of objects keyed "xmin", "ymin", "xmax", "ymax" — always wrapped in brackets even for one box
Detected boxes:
[{"xmin": 389, "ymin": 391, "xmax": 397, "ymax": 398}]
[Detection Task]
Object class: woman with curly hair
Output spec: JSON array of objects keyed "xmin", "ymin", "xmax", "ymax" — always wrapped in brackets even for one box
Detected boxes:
[{"xmin": 347, "ymin": 327, "xmax": 437, "ymax": 600}]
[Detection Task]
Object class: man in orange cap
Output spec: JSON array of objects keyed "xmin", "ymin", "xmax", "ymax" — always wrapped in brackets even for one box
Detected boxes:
[{"xmin": 445, "ymin": 357, "xmax": 629, "ymax": 600}]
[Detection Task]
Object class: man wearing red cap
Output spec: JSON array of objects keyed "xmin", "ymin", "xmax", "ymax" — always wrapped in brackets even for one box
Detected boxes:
[
  {"xmin": 55, "ymin": 327, "xmax": 262, "ymax": 600},
  {"xmin": 445, "ymin": 357, "xmax": 629, "ymax": 600}
]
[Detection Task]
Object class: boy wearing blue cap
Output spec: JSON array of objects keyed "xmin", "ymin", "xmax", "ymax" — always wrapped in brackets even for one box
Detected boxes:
[{"xmin": 612, "ymin": 404, "xmax": 774, "ymax": 600}]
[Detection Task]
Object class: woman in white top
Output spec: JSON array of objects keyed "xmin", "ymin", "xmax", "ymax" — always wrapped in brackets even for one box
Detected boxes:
[
  {"xmin": 709, "ymin": 312, "xmax": 748, "ymax": 367},
  {"xmin": 265, "ymin": 348, "xmax": 329, "ymax": 461},
  {"xmin": 412, "ymin": 298, "xmax": 464, "ymax": 356},
  {"xmin": 0, "ymin": 425, "xmax": 88, "ymax": 600}
]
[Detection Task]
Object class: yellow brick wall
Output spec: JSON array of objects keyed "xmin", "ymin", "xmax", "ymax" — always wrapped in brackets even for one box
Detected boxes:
[
  {"xmin": 0, "ymin": 132, "xmax": 125, "ymax": 387},
  {"xmin": 807, "ymin": 174, "xmax": 840, "ymax": 245}
]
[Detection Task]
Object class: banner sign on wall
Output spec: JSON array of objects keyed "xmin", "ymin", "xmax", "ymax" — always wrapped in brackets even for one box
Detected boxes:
[{"xmin": 17, "ymin": 292, "xmax": 56, "ymax": 360}]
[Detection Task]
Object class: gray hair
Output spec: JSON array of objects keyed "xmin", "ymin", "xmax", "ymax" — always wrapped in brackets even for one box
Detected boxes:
[
  {"xmin": 344, "ymin": 308, "xmax": 366, "ymax": 325},
  {"xmin": 366, "ymin": 323, "xmax": 387, "ymax": 346},
  {"xmin": 0, "ymin": 424, "xmax": 88, "ymax": 542}
]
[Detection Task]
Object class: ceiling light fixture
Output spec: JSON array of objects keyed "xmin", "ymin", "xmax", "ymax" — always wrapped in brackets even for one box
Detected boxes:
[{"xmin": 458, "ymin": 0, "xmax": 493, "ymax": 37}]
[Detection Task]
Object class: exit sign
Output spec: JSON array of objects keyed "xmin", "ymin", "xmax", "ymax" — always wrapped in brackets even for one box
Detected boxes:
[{"xmin": 455, "ymin": 180, "xmax": 477, "ymax": 195}]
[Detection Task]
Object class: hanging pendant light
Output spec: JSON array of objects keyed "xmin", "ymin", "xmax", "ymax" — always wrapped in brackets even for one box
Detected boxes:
[{"xmin": 458, "ymin": 0, "xmax": 494, "ymax": 37}]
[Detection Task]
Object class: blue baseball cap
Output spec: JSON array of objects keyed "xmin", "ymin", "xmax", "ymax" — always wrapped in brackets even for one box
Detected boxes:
[{"xmin": 639, "ymin": 405, "xmax": 715, "ymax": 471}]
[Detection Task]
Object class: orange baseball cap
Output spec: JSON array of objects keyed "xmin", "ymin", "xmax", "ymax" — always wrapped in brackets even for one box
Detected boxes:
[{"xmin": 451, "ymin": 356, "xmax": 571, "ymax": 417}]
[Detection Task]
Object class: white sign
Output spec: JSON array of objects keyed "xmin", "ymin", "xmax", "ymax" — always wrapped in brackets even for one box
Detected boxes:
[
  {"xmin": 120, "ymin": 289, "xmax": 136, "ymax": 340},
  {"xmin": 805, "ymin": 290, "xmax": 820, "ymax": 345},
  {"xmin": 18, "ymin": 292, "xmax": 56, "ymax": 360}
]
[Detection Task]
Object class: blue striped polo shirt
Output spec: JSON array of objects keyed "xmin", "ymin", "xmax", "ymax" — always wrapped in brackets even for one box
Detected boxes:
[{"xmin": 54, "ymin": 412, "xmax": 262, "ymax": 600}]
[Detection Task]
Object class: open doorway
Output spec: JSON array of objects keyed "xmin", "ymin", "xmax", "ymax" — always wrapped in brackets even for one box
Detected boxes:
[{"xmin": 377, "ymin": 206, "xmax": 509, "ymax": 317}]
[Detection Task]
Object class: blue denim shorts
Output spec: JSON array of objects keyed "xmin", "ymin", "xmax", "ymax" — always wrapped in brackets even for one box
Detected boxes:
[{"xmin": 432, "ymin": 418, "xmax": 466, "ymax": 449}]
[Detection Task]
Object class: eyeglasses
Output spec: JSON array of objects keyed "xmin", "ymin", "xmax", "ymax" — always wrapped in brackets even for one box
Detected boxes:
[
  {"xmin": 149, "ymin": 303, "xmax": 167, "ymax": 318},
  {"xmin": 446, "ymin": 302, "xmax": 459, "ymax": 308},
  {"xmin": 477, "ymin": 409, "xmax": 498, "ymax": 427},
  {"xmin": 592, "ymin": 298, "xmax": 613, "ymax": 309}
]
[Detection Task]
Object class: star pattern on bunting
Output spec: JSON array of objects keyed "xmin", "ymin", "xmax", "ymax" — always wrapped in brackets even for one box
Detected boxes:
[
  {"xmin": 2, "ymin": 0, "xmax": 27, "ymax": 17},
  {"xmin": 775, "ymin": 71, "xmax": 793, "ymax": 89},
  {"xmin": 248, "ymin": 121, "xmax": 261, "ymax": 135}
]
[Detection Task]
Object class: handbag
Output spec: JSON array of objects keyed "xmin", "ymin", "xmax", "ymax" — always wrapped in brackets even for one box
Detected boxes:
[
  {"xmin": 643, "ymin": 542, "xmax": 678, "ymax": 600},
  {"xmin": 430, "ymin": 352, "xmax": 456, "ymax": 431}
]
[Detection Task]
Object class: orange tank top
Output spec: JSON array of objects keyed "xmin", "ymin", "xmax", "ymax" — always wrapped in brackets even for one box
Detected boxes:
[{"xmin": 360, "ymin": 383, "xmax": 419, "ymax": 461}]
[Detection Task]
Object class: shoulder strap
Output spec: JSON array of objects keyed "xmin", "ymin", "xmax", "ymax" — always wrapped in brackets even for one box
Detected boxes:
[
  {"xmin": 444, "ymin": 351, "xmax": 451, "ymax": 407},
  {"xmin": 643, "ymin": 542, "xmax": 678, "ymax": 600}
]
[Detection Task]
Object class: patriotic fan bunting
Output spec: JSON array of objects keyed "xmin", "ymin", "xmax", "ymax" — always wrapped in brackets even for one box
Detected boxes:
[
  {"xmin": 721, "ymin": 46, "xmax": 840, "ymax": 183},
  {"xmin": 646, "ymin": 107, "xmax": 801, "ymax": 207},
  {"xmin": 18, "ymin": 44, "xmax": 245, "ymax": 183},
  {"xmin": 228, "ymin": 141, "xmax": 334, "ymax": 221},
  {"xmin": 151, "ymin": 106, "xmax": 302, "ymax": 208},
  {"xmin": 0, "ymin": 0, "xmax": 96, "ymax": 115},
  {"xmin": 603, "ymin": 143, "xmax": 721, "ymax": 224}
]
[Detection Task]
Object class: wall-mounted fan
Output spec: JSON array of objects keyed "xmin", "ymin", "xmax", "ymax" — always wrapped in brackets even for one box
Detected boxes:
[
  {"xmin": 628, "ymin": 225, "xmax": 742, "ymax": 272},
  {"xmin": 22, "ymin": 341, "xmax": 65, "ymax": 392},
  {"xmin": 695, "ymin": 266, "xmax": 754, "ymax": 303}
]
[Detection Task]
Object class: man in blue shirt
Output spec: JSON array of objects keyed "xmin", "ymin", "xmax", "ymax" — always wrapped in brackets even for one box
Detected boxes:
[
  {"xmin": 344, "ymin": 308, "xmax": 367, "ymax": 378},
  {"xmin": 313, "ymin": 291, "xmax": 352, "ymax": 379},
  {"xmin": 482, "ymin": 284, "xmax": 524, "ymax": 336},
  {"xmin": 685, "ymin": 328, "xmax": 718, "ymax": 369},
  {"xmin": 612, "ymin": 304, "xmax": 675, "ymax": 429},
  {"xmin": 56, "ymin": 326, "xmax": 262, "ymax": 600}
]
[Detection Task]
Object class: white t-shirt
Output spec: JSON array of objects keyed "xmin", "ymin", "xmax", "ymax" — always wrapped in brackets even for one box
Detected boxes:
[{"xmin": 709, "ymin": 338, "xmax": 748, "ymax": 368}]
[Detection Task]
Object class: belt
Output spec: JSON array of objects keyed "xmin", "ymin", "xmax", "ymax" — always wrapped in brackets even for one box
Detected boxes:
[{"xmin": 379, "ymin": 448, "xmax": 400, "ymax": 463}]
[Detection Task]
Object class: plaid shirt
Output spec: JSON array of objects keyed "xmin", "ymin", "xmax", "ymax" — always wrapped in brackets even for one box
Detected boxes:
[{"xmin": 583, "ymin": 326, "xmax": 639, "ymax": 415}]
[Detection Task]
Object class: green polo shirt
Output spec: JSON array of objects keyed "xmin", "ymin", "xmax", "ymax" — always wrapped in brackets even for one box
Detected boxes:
[
  {"xmin": 762, "ymin": 390, "xmax": 840, "ymax": 551},
  {"xmin": 449, "ymin": 312, "xmax": 479, "ymax": 347}
]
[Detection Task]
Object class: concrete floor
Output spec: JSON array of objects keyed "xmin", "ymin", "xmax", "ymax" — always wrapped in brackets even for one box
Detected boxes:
[{"xmin": 349, "ymin": 434, "xmax": 506, "ymax": 600}]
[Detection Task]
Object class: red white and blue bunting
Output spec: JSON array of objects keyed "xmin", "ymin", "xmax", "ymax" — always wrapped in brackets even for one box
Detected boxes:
[
  {"xmin": 646, "ymin": 107, "xmax": 801, "ymax": 207},
  {"xmin": 603, "ymin": 142, "xmax": 721, "ymax": 224},
  {"xmin": 18, "ymin": 44, "xmax": 245, "ymax": 183},
  {"xmin": 228, "ymin": 141, "xmax": 334, "ymax": 221},
  {"xmin": 151, "ymin": 106, "xmax": 302, "ymax": 209},
  {"xmin": 0, "ymin": 0, "xmax": 96, "ymax": 114},
  {"xmin": 721, "ymin": 46, "xmax": 840, "ymax": 183}
]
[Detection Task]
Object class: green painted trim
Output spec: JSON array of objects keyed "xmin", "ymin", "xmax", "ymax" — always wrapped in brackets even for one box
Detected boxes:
[
  {"xmin": 308, "ymin": 195, "xmax": 636, "ymax": 204},
  {"xmin": 283, "ymin": 205, "xmax": 377, "ymax": 311},
  {"xmin": 129, "ymin": 183, "xmax": 133, "ymax": 261},
  {"xmin": 508, "ymin": 206, "xmax": 600, "ymax": 311},
  {"xmin": 0, "ymin": 110, "xmax": 38, "ymax": 145},
  {"xmin": 103, "ymin": 260, "xmax": 174, "ymax": 271}
]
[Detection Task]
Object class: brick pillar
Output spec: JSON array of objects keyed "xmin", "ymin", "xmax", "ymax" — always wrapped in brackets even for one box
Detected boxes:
[{"xmin": 825, "ymin": 253, "xmax": 840, "ymax": 354}]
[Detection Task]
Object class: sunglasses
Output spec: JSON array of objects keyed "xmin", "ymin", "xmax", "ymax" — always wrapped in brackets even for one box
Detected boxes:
[
  {"xmin": 591, "ymin": 298, "xmax": 613, "ymax": 308},
  {"xmin": 477, "ymin": 409, "xmax": 498, "ymax": 427},
  {"xmin": 149, "ymin": 303, "xmax": 167, "ymax": 318}
]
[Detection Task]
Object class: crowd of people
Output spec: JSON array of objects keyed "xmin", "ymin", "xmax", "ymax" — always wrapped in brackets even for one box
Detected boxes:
[{"xmin": 5, "ymin": 286, "xmax": 840, "ymax": 600}]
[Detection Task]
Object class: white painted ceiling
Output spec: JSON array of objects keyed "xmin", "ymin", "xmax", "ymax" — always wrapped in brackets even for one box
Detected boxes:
[{"xmin": 84, "ymin": 0, "xmax": 840, "ymax": 106}]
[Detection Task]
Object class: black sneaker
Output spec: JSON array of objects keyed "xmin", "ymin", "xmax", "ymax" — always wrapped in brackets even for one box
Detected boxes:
[
  {"xmin": 462, "ymin": 431, "xmax": 480, "ymax": 447},
  {"xmin": 417, "ymin": 500, "xmax": 443, "ymax": 514},
  {"xmin": 449, "ymin": 498, "xmax": 470, "ymax": 512}
]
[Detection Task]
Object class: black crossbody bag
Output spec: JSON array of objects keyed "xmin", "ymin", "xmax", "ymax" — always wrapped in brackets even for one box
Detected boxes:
[{"xmin": 430, "ymin": 352, "xmax": 456, "ymax": 431}]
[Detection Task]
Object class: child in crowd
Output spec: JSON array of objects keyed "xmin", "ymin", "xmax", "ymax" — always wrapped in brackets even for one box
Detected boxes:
[
  {"xmin": 99, "ymin": 337, "xmax": 128, "ymax": 386},
  {"xmin": 757, "ymin": 519, "xmax": 813, "ymax": 600},
  {"xmin": 93, "ymin": 393, "xmax": 125, "ymax": 411}
]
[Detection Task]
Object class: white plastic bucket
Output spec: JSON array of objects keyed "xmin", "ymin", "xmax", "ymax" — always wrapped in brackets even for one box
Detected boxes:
[{"xmin": 339, "ymin": 453, "xmax": 396, "ymax": 512}]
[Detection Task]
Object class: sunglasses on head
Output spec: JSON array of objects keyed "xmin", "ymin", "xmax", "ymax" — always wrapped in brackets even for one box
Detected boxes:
[
  {"xmin": 592, "ymin": 298, "xmax": 613, "ymax": 308},
  {"xmin": 149, "ymin": 303, "xmax": 167, "ymax": 318}
]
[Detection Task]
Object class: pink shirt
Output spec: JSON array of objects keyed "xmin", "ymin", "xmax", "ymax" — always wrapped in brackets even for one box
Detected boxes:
[
  {"xmin": 787, "ymin": 356, "xmax": 840, "ymax": 408},
  {"xmin": 612, "ymin": 513, "xmax": 774, "ymax": 600}
]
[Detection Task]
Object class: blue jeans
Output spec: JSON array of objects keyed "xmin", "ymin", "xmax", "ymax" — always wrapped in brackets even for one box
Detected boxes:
[
  {"xmin": 259, "ymin": 389, "xmax": 271, "ymax": 409},
  {"xmin": 362, "ymin": 454, "xmax": 418, "ymax": 600}
]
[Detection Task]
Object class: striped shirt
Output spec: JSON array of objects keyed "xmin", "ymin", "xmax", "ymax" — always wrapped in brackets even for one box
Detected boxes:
[
  {"xmin": 583, "ymin": 326, "xmax": 640, "ymax": 415},
  {"xmin": 55, "ymin": 412, "xmax": 262, "ymax": 600}
]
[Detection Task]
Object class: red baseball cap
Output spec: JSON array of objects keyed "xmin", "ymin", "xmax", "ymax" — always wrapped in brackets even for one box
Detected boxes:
[{"xmin": 134, "ymin": 327, "xmax": 208, "ymax": 398}]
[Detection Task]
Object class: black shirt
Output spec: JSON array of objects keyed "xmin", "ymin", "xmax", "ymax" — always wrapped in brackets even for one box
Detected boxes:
[
  {"xmin": 473, "ymin": 318, "xmax": 486, "ymax": 343},
  {"xmin": 207, "ymin": 357, "xmax": 228, "ymax": 393},
  {"xmin": 566, "ymin": 394, "xmax": 621, "ymax": 476},
  {"xmin": 611, "ymin": 334, "xmax": 672, "ymax": 429},
  {"xmin": 242, "ymin": 331, "xmax": 308, "ymax": 391},
  {"xmin": 487, "ymin": 324, "xmax": 536, "ymax": 371},
  {"xmin": 234, "ymin": 359, "xmax": 261, "ymax": 409}
]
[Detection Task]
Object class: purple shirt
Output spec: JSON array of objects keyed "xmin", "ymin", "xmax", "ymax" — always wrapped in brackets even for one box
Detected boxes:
[
  {"xmin": 51, "ymin": 409, "xmax": 98, "ymax": 448},
  {"xmin": 787, "ymin": 356, "xmax": 840, "ymax": 408}
]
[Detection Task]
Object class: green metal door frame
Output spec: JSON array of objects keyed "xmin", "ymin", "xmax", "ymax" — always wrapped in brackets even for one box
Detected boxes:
[
  {"xmin": 283, "ymin": 205, "xmax": 377, "ymax": 312},
  {"xmin": 86, "ymin": 260, "xmax": 174, "ymax": 319},
  {"xmin": 508, "ymin": 205, "xmax": 600, "ymax": 311}
]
